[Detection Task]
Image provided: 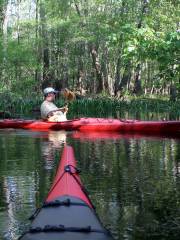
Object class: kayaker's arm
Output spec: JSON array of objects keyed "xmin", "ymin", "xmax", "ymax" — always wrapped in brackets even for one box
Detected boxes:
[
  {"xmin": 47, "ymin": 106, "xmax": 68, "ymax": 117},
  {"xmin": 57, "ymin": 106, "xmax": 68, "ymax": 113}
]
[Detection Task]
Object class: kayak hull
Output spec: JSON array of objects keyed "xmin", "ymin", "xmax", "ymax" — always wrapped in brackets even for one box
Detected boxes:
[
  {"xmin": 0, "ymin": 118, "xmax": 180, "ymax": 136},
  {"xmin": 19, "ymin": 146, "xmax": 114, "ymax": 240}
]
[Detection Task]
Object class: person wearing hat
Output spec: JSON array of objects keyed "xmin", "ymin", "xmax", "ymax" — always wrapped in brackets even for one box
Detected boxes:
[{"xmin": 40, "ymin": 87, "xmax": 68, "ymax": 122}]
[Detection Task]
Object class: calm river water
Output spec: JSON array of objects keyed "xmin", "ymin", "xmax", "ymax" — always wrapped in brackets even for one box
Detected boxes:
[{"xmin": 0, "ymin": 129, "xmax": 180, "ymax": 240}]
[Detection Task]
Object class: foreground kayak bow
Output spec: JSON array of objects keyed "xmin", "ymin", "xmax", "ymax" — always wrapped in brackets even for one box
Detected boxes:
[{"xmin": 19, "ymin": 145, "xmax": 114, "ymax": 240}]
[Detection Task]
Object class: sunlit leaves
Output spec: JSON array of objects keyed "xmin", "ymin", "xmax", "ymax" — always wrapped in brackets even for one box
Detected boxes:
[{"xmin": 0, "ymin": 0, "xmax": 179, "ymax": 97}]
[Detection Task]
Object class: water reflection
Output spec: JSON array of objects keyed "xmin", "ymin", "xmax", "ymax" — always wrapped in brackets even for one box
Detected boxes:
[
  {"xmin": 173, "ymin": 162, "xmax": 180, "ymax": 177},
  {"xmin": 72, "ymin": 130, "xmax": 180, "ymax": 141},
  {"xmin": 2, "ymin": 175, "xmax": 36, "ymax": 239},
  {"xmin": 0, "ymin": 130, "xmax": 67, "ymax": 239},
  {"xmin": 0, "ymin": 130, "xmax": 180, "ymax": 239},
  {"xmin": 41, "ymin": 131, "xmax": 67, "ymax": 170},
  {"xmin": 72, "ymin": 137, "xmax": 180, "ymax": 240}
]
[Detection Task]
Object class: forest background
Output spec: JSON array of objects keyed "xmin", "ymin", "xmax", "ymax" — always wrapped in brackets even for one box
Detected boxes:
[{"xmin": 0, "ymin": 0, "xmax": 179, "ymax": 117}]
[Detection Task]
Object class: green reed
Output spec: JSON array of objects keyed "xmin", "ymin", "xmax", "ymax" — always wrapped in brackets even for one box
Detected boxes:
[
  {"xmin": 68, "ymin": 98, "xmax": 180, "ymax": 120},
  {"xmin": 0, "ymin": 93, "xmax": 180, "ymax": 120}
]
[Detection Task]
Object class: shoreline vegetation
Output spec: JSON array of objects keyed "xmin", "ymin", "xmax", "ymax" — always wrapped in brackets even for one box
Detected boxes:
[
  {"xmin": 0, "ymin": 1, "xmax": 179, "ymax": 108},
  {"xmin": 0, "ymin": 92, "xmax": 179, "ymax": 120},
  {"xmin": 0, "ymin": 0, "xmax": 179, "ymax": 120}
]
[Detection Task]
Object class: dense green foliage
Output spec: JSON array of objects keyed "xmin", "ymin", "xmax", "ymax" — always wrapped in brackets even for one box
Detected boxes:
[
  {"xmin": 0, "ymin": 90, "xmax": 180, "ymax": 120},
  {"xmin": 0, "ymin": 0, "xmax": 179, "ymax": 100}
]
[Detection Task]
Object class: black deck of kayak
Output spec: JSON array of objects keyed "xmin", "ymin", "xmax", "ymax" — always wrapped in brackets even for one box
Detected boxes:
[{"xmin": 19, "ymin": 195, "xmax": 114, "ymax": 240}]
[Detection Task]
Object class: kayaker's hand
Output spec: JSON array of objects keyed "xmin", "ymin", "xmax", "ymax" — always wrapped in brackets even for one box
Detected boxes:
[
  {"xmin": 62, "ymin": 106, "xmax": 68, "ymax": 113},
  {"xmin": 58, "ymin": 106, "xmax": 68, "ymax": 113},
  {"xmin": 47, "ymin": 111, "xmax": 54, "ymax": 117}
]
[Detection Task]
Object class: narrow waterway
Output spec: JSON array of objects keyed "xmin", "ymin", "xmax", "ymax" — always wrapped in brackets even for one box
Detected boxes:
[{"xmin": 0, "ymin": 129, "xmax": 180, "ymax": 239}]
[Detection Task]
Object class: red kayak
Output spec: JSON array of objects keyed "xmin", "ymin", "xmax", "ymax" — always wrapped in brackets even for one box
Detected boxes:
[
  {"xmin": 19, "ymin": 146, "xmax": 114, "ymax": 240},
  {"xmin": 0, "ymin": 117, "xmax": 180, "ymax": 136}
]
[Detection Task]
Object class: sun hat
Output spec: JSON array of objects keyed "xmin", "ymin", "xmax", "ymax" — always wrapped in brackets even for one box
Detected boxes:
[{"xmin": 43, "ymin": 87, "xmax": 58, "ymax": 95}]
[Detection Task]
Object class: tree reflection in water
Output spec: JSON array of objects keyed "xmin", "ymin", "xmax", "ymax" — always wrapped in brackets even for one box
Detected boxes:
[{"xmin": 0, "ymin": 130, "xmax": 180, "ymax": 240}]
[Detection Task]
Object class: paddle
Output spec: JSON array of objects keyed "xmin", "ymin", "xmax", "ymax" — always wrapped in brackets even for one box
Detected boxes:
[
  {"xmin": 63, "ymin": 88, "xmax": 76, "ymax": 103},
  {"xmin": 61, "ymin": 88, "xmax": 76, "ymax": 112}
]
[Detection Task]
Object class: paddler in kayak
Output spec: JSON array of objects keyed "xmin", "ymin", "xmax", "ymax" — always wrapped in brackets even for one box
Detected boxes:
[{"xmin": 40, "ymin": 87, "xmax": 68, "ymax": 122}]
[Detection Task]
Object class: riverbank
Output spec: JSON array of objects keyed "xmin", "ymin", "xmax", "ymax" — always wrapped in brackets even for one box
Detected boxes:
[{"xmin": 0, "ymin": 92, "xmax": 180, "ymax": 120}]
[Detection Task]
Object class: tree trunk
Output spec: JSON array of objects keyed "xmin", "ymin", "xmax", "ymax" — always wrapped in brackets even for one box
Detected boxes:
[
  {"xmin": 133, "ymin": 0, "xmax": 149, "ymax": 94},
  {"xmin": 43, "ymin": 47, "xmax": 50, "ymax": 82},
  {"xmin": 115, "ymin": 61, "xmax": 131, "ymax": 96},
  {"xmin": 137, "ymin": 0, "xmax": 149, "ymax": 29},
  {"xmin": 39, "ymin": 0, "xmax": 50, "ymax": 87},
  {"xmin": 133, "ymin": 63, "xmax": 142, "ymax": 94},
  {"xmin": 0, "ymin": 0, "xmax": 7, "ymax": 32},
  {"xmin": 35, "ymin": 0, "xmax": 42, "ymax": 87},
  {"xmin": 169, "ymin": 84, "xmax": 177, "ymax": 102},
  {"xmin": 101, "ymin": 45, "xmax": 111, "ymax": 95},
  {"xmin": 114, "ymin": 56, "xmax": 121, "ymax": 96},
  {"xmin": 1, "ymin": 0, "xmax": 8, "ymax": 86},
  {"xmin": 90, "ymin": 44, "xmax": 105, "ymax": 94}
]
